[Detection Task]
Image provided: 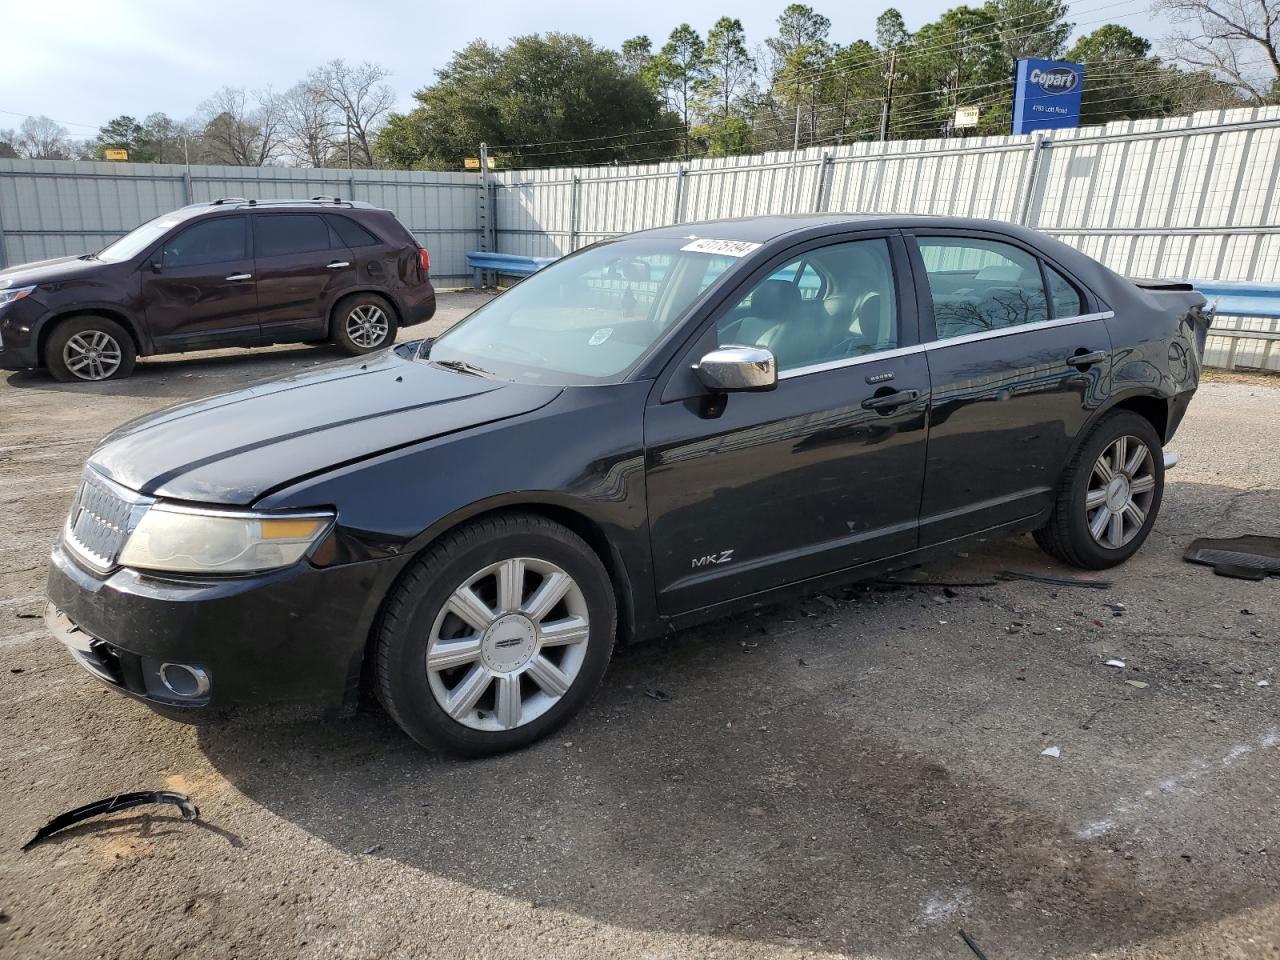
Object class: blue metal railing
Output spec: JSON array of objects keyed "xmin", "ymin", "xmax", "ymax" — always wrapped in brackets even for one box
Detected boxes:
[
  {"xmin": 465, "ymin": 251, "xmax": 556, "ymax": 287},
  {"xmin": 1190, "ymin": 281, "xmax": 1280, "ymax": 320}
]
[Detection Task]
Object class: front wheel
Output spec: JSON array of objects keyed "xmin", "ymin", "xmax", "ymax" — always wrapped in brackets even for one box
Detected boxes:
[
  {"xmin": 1034, "ymin": 410, "xmax": 1165, "ymax": 569},
  {"xmin": 332, "ymin": 293, "xmax": 398, "ymax": 355},
  {"xmin": 374, "ymin": 513, "xmax": 616, "ymax": 756},
  {"xmin": 45, "ymin": 315, "xmax": 137, "ymax": 382}
]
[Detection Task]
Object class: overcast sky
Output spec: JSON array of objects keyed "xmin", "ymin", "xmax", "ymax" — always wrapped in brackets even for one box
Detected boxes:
[{"xmin": 2, "ymin": 0, "xmax": 1161, "ymax": 137}]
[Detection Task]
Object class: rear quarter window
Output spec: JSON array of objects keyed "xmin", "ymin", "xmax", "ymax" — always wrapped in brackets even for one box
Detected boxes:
[{"xmin": 328, "ymin": 215, "xmax": 381, "ymax": 247}]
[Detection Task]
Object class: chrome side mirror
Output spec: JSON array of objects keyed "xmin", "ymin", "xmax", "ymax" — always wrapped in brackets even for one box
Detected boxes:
[{"xmin": 693, "ymin": 345, "xmax": 777, "ymax": 393}]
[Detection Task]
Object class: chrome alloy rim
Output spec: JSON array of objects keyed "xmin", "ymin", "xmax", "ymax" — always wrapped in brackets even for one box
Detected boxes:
[
  {"xmin": 63, "ymin": 330, "xmax": 123, "ymax": 381},
  {"xmin": 346, "ymin": 304, "xmax": 389, "ymax": 348},
  {"xmin": 1086, "ymin": 435, "xmax": 1156, "ymax": 549},
  {"xmin": 426, "ymin": 558, "xmax": 591, "ymax": 731}
]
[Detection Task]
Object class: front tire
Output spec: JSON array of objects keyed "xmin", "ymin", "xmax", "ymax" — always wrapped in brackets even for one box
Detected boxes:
[
  {"xmin": 45, "ymin": 315, "xmax": 136, "ymax": 382},
  {"xmin": 374, "ymin": 513, "xmax": 616, "ymax": 756},
  {"xmin": 1034, "ymin": 410, "xmax": 1165, "ymax": 569},
  {"xmin": 332, "ymin": 293, "xmax": 398, "ymax": 355}
]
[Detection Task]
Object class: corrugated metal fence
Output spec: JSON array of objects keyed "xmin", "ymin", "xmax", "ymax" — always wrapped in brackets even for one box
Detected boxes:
[
  {"xmin": 0, "ymin": 161, "xmax": 481, "ymax": 281},
  {"xmin": 3, "ymin": 108, "xmax": 1279, "ymax": 369},
  {"xmin": 494, "ymin": 106, "xmax": 1280, "ymax": 371}
]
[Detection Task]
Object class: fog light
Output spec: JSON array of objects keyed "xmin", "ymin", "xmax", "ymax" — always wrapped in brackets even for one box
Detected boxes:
[{"xmin": 158, "ymin": 662, "xmax": 210, "ymax": 699}]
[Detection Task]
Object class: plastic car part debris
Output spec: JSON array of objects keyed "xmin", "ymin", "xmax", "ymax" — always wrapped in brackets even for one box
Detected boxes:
[
  {"xmin": 21, "ymin": 791, "xmax": 199, "ymax": 850},
  {"xmin": 959, "ymin": 929, "xmax": 992, "ymax": 960},
  {"xmin": 643, "ymin": 687, "xmax": 672, "ymax": 702},
  {"xmin": 1184, "ymin": 536, "xmax": 1280, "ymax": 578},
  {"xmin": 1105, "ymin": 659, "xmax": 1126, "ymax": 668},
  {"xmin": 1041, "ymin": 746, "xmax": 1061, "ymax": 758},
  {"xmin": 1125, "ymin": 680, "xmax": 1149, "ymax": 689},
  {"xmin": 996, "ymin": 571, "xmax": 1113, "ymax": 589}
]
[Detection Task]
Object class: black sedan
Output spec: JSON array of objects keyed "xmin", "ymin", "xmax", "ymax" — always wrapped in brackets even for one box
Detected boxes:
[{"xmin": 44, "ymin": 215, "xmax": 1211, "ymax": 755}]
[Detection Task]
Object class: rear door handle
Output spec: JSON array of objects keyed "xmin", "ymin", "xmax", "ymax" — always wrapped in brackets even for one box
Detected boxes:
[
  {"xmin": 224, "ymin": 273, "xmax": 252, "ymax": 281},
  {"xmin": 327, "ymin": 261, "xmax": 350, "ymax": 269},
  {"xmin": 1067, "ymin": 349, "xmax": 1107, "ymax": 368},
  {"xmin": 861, "ymin": 389, "xmax": 920, "ymax": 412}
]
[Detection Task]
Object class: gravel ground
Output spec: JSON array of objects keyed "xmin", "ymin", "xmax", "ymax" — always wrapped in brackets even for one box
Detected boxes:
[{"xmin": 0, "ymin": 293, "xmax": 1277, "ymax": 960}]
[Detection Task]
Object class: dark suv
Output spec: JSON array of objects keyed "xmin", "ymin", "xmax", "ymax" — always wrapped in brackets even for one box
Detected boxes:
[{"xmin": 0, "ymin": 197, "xmax": 435, "ymax": 381}]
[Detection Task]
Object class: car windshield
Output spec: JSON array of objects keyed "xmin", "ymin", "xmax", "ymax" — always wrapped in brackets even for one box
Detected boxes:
[
  {"xmin": 94, "ymin": 211, "xmax": 191, "ymax": 263},
  {"xmin": 426, "ymin": 237, "xmax": 744, "ymax": 385}
]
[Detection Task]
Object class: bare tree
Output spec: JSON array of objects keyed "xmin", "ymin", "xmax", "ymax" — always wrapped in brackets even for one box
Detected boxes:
[
  {"xmin": 197, "ymin": 87, "xmax": 285, "ymax": 166},
  {"xmin": 1158, "ymin": 0, "xmax": 1280, "ymax": 103},
  {"xmin": 280, "ymin": 82, "xmax": 338, "ymax": 166},
  {"xmin": 307, "ymin": 59, "xmax": 394, "ymax": 167},
  {"xmin": 16, "ymin": 115, "xmax": 74, "ymax": 159}
]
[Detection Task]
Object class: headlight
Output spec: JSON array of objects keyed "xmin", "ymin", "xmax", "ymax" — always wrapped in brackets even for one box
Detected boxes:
[
  {"xmin": 118, "ymin": 505, "xmax": 334, "ymax": 574},
  {"xmin": 0, "ymin": 285, "xmax": 35, "ymax": 307}
]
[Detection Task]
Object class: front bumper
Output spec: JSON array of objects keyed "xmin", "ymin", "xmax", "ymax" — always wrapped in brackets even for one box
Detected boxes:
[
  {"xmin": 45, "ymin": 541, "xmax": 405, "ymax": 718},
  {"xmin": 0, "ymin": 301, "xmax": 42, "ymax": 369}
]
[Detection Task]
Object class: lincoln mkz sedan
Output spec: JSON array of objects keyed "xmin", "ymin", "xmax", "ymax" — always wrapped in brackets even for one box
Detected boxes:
[{"xmin": 44, "ymin": 215, "xmax": 1211, "ymax": 755}]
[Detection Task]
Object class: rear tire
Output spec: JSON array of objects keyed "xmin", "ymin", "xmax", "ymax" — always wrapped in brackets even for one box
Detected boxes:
[
  {"xmin": 374, "ymin": 513, "xmax": 616, "ymax": 756},
  {"xmin": 332, "ymin": 293, "xmax": 398, "ymax": 355},
  {"xmin": 1033, "ymin": 410, "xmax": 1165, "ymax": 569},
  {"xmin": 45, "ymin": 315, "xmax": 136, "ymax": 382}
]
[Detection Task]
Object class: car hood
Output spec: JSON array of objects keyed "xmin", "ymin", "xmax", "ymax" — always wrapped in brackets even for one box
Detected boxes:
[
  {"xmin": 0, "ymin": 255, "xmax": 107, "ymax": 286},
  {"xmin": 89, "ymin": 348, "xmax": 562, "ymax": 505}
]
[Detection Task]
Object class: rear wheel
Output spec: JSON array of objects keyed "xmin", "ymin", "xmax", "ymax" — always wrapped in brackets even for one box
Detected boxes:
[
  {"xmin": 374, "ymin": 513, "xmax": 616, "ymax": 756},
  {"xmin": 332, "ymin": 293, "xmax": 398, "ymax": 355},
  {"xmin": 1034, "ymin": 410, "xmax": 1165, "ymax": 569},
  {"xmin": 45, "ymin": 315, "xmax": 136, "ymax": 382}
]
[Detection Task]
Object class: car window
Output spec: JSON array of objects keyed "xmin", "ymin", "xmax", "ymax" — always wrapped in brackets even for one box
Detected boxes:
[
  {"xmin": 1045, "ymin": 263, "xmax": 1085, "ymax": 318},
  {"xmin": 161, "ymin": 217, "xmax": 246, "ymax": 268},
  {"xmin": 717, "ymin": 239, "xmax": 898, "ymax": 373},
  {"xmin": 327, "ymin": 215, "xmax": 380, "ymax": 247},
  {"xmin": 254, "ymin": 214, "xmax": 333, "ymax": 257},
  {"xmin": 918, "ymin": 237, "xmax": 1049, "ymax": 339}
]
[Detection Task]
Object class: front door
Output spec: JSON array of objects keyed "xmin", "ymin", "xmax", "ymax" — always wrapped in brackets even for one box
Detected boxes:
[
  {"xmin": 252, "ymin": 213, "xmax": 357, "ymax": 343},
  {"xmin": 910, "ymin": 231, "xmax": 1113, "ymax": 544},
  {"xmin": 644, "ymin": 234, "xmax": 931, "ymax": 615},
  {"xmin": 142, "ymin": 214, "xmax": 259, "ymax": 351}
]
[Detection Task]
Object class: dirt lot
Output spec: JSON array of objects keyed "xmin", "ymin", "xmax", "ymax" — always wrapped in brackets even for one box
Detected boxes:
[{"xmin": 1, "ymin": 293, "xmax": 1277, "ymax": 960}]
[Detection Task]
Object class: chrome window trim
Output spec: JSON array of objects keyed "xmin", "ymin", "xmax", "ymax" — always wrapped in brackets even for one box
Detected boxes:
[{"xmin": 774, "ymin": 310, "xmax": 1114, "ymax": 381}]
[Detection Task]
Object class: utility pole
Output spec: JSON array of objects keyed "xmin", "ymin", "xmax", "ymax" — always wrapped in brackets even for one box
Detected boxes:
[
  {"xmin": 879, "ymin": 48, "xmax": 897, "ymax": 142},
  {"xmin": 792, "ymin": 100, "xmax": 802, "ymax": 153},
  {"xmin": 345, "ymin": 114, "xmax": 352, "ymax": 170}
]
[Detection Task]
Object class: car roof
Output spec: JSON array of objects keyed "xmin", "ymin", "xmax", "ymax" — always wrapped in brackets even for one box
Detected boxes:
[{"xmin": 634, "ymin": 213, "xmax": 1050, "ymax": 244}]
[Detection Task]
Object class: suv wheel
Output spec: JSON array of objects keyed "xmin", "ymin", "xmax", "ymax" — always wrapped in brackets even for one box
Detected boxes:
[
  {"xmin": 45, "ymin": 315, "xmax": 137, "ymax": 382},
  {"xmin": 333, "ymin": 293, "xmax": 398, "ymax": 355},
  {"xmin": 1033, "ymin": 410, "xmax": 1165, "ymax": 569},
  {"xmin": 374, "ymin": 513, "xmax": 616, "ymax": 756}
]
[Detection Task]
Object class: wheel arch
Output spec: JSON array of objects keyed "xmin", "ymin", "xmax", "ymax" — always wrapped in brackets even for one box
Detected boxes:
[{"xmin": 36, "ymin": 307, "xmax": 146, "ymax": 368}]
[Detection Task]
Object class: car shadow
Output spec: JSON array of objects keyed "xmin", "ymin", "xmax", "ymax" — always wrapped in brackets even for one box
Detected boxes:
[{"xmin": 194, "ymin": 503, "xmax": 1280, "ymax": 957}]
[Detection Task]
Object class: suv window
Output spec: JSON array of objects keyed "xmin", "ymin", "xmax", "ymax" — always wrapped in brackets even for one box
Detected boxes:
[
  {"xmin": 918, "ymin": 237, "xmax": 1049, "ymax": 339},
  {"xmin": 161, "ymin": 217, "xmax": 246, "ymax": 268},
  {"xmin": 254, "ymin": 214, "xmax": 333, "ymax": 257},
  {"xmin": 718, "ymin": 239, "xmax": 898, "ymax": 373},
  {"xmin": 327, "ymin": 215, "xmax": 380, "ymax": 247}
]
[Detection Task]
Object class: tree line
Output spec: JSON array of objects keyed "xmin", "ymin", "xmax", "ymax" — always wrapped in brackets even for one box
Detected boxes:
[{"xmin": 4, "ymin": 0, "xmax": 1277, "ymax": 171}]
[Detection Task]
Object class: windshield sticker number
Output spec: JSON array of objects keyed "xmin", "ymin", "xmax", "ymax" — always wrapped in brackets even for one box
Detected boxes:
[
  {"xmin": 680, "ymin": 238, "xmax": 762, "ymax": 257},
  {"xmin": 588, "ymin": 327, "xmax": 614, "ymax": 346}
]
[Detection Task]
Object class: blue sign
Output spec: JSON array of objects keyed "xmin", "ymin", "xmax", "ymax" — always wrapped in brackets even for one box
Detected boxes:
[{"xmin": 1012, "ymin": 59, "xmax": 1084, "ymax": 135}]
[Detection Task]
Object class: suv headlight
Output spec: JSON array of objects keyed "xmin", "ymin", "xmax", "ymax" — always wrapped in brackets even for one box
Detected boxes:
[
  {"xmin": 118, "ymin": 505, "xmax": 334, "ymax": 574},
  {"xmin": 0, "ymin": 285, "xmax": 35, "ymax": 307}
]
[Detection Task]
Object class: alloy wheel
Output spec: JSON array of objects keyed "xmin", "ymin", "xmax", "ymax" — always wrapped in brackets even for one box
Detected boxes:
[
  {"xmin": 62, "ymin": 330, "xmax": 123, "ymax": 381},
  {"xmin": 426, "ymin": 557, "xmax": 591, "ymax": 732},
  {"xmin": 1085, "ymin": 435, "xmax": 1156, "ymax": 549},
  {"xmin": 345, "ymin": 304, "xmax": 389, "ymax": 348}
]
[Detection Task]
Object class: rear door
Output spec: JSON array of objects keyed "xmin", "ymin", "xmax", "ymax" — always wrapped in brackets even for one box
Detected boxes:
[
  {"xmin": 644, "ymin": 233, "xmax": 931, "ymax": 614},
  {"xmin": 142, "ymin": 215, "xmax": 259, "ymax": 351},
  {"xmin": 908, "ymin": 230, "xmax": 1112, "ymax": 544},
  {"xmin": 252, "ymin": 213, "xmax": 357, "ymax": 343}
]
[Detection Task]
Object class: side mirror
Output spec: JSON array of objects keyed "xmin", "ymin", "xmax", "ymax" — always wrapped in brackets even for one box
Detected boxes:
[
  {"xmin": 693, "ymin": 345, "xmax": 777, "ymax": 393},
  {"xmin": 148, "ymin": 260, "xmax": 163, "ymax": 274}
]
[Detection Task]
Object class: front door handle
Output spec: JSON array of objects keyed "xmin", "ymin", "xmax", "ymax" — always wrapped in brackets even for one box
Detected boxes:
[
  {"xmin": 225, "ymin": 273, "xmax": 252, "ymax": 281},
  {"xmin": 861, "ymin": 388, "xmax": 920, "ymax": 412},
  {"xmin": 1067, "ymin": 349, "xmax": 1107, "ymax": 368},
  {"xmin": 326, "ymin": 261, "xmax": 350, "ymax": 269}
]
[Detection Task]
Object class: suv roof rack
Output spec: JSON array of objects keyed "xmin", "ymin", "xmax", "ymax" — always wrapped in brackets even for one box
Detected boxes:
[
  {"xmin": 211, "ymin": 197, "xmax": 252, "ymax": 206},
  {"xmin": 310, "ymin": 195, "xmax": 343, "ymax": 203}
]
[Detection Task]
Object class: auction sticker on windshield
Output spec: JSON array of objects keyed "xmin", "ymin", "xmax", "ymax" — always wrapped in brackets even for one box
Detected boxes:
[{"xmin": 680, "ymin": 238, "xmax": 762, "ymax": 257}]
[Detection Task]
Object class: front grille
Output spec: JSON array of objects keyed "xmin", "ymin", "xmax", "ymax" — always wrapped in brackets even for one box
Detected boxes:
[{"xmin": 64, "ymin": 469, "xmax": 152, "ymax": 571}]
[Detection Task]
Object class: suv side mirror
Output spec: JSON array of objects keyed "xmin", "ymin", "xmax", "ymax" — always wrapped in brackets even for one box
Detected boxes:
[{"xmin": 693, "ymin": 345, "xmax": 777, "ymax": 393}]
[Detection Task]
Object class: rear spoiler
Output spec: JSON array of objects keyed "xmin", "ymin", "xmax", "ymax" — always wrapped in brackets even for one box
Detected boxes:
[{"xmin": 1128, "ymin": 277, "xmax": 1196, "ymax": 292}]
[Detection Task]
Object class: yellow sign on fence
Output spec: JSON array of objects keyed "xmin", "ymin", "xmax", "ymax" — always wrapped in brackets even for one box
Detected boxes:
[
  {"xmin": 463, "ymin": 157, "xmax": 495, "ymax": 170},
  {"xmin": 103, "ymin": 148, "xmax": 129, "ymax": 161}
]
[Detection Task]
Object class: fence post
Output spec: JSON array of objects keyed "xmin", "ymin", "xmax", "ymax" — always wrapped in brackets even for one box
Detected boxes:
[
  {"xmin": 1018, "ymin": 132, "xmax": 1047, "ymax": 226},
  {"xmin": 814, "ymin": 151, "xmax": 834, "ymax": 211},
  {"xmin": 0, "ymin": 186, "xmax": 8, "ymax": 269},
  {"xmin": 476, "ymin": 142, "xmax": 495, "ymax": 287},
  {"xmin": 569, "ymin": 175, "xmax": 581, "ymax": 252},
  {"xmin": 182, "ymin": 171, "xmax": 193, "ymax": 205},
  {"xmin": 672, "ymin": 166, "xmax": 688, "ymax": 224}
]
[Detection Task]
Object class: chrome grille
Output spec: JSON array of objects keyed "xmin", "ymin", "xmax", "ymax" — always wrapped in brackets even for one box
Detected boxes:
[{"xmin": 64, "ymin": 470, "xmax": 152, "ymax": 571}]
